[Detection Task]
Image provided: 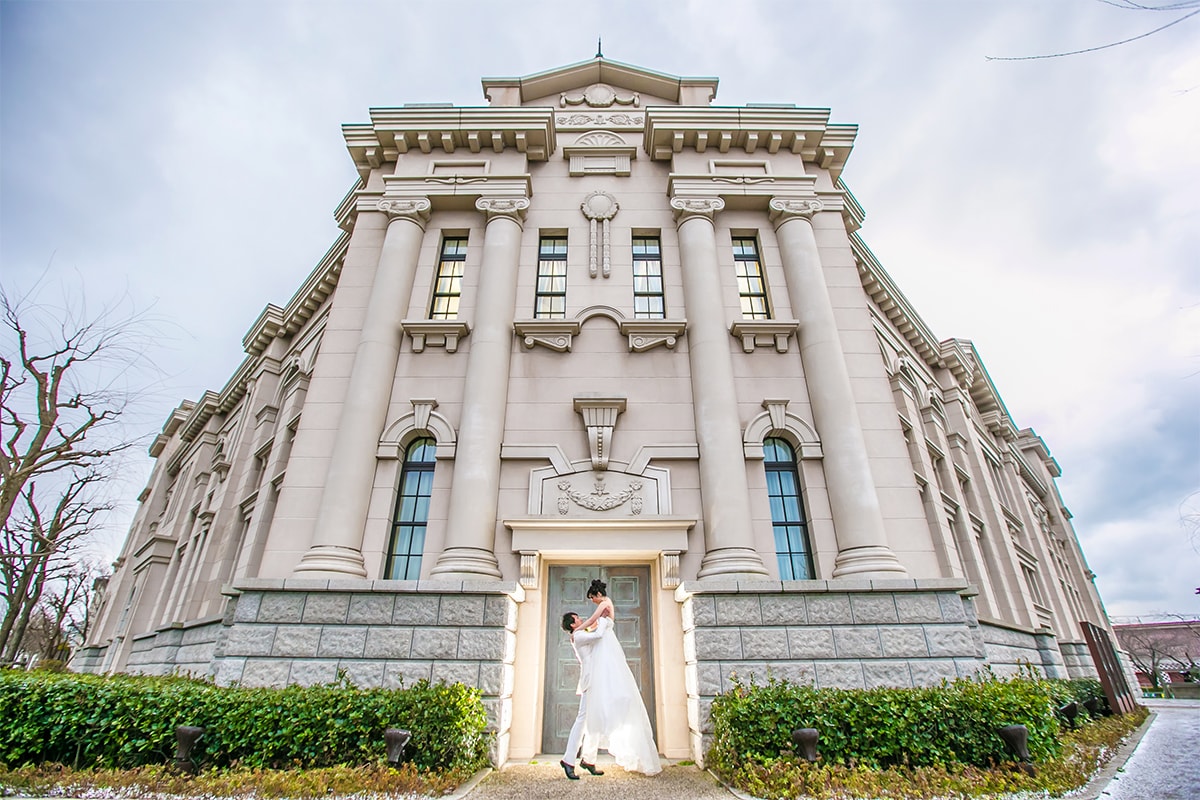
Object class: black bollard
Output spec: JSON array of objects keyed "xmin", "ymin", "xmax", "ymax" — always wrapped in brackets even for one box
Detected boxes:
[
  {"xmin": 174, "ymin": 725, "xmax": 205, "ymax": 774},
  {"xmin": 791, "ymin": 728, "xmax": 819, "ymax": 762},
  {"xmin": 996, "ymin": 724, "xmax": 1035, "ymax": 776},
  {"xmin": 1057, "ymin": 700, "xmax": 1080, "ymax": 728},
  {"xmin": 385, "ymin": 728, "xmax": 411, "ymax": 767}
]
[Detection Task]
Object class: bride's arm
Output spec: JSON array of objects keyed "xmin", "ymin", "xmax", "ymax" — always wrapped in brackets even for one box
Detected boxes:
[{"xmin": 573, "ymin": 597, "xmax": 614, "ymax": 630}]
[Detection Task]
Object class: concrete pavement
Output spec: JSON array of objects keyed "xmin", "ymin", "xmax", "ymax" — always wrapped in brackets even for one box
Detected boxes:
[{"xmin": 1091, "ymin": 698, "xmax": 1200, "ymax": 800}]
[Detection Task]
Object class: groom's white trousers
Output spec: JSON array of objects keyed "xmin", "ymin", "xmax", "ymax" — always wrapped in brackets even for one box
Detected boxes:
[{"xmin": 563, "ymin": 689, "xmax": 598, "ymax": 766}]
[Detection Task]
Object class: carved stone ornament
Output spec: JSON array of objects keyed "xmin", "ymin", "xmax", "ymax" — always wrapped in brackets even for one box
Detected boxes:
[
  {"xmin": 768, "ymin": 197, "xmax": 824, "ymax": 226},
  {"xmin": 670, "ymin": 196, "xmax": 725, "ymax": 223},
  {"xmin": 377, "ymin": 197, "xmax": 432, "ymax": 227},
  {"xmin": 574, "ymin": 396, "xmax": 626, "ymax": 470},
  {"xmin": 557, "ymin": 475, "xmax": 643, "ymax": 514},
  {"xmin": 560, "ymin": 84, "xmax": 640, "ymax": 109},
  {"xmin": 580, "ymin": 191, "xmax": 619, "ymax": 278},
  {"xmin": 475, "ymin": 196, "xmax": 530, "ymax": 224},
  {"xmin": 557, "ymin": 113, "xmax": 645, "ymax": 128}
]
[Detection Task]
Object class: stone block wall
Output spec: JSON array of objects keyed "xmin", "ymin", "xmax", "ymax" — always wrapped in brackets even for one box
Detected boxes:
[
  {"xmin": 1060, "ymin": 640, "xmax": 1101, "ymax": 679},
  {"xmin": 976, "ymin": 621, "xmax": 1076, "ymax": 679},
  {"xmin": 678, "ymin": 578, "xmax": 990, "ymax": 764},
  {"xmin": 122, "ymin": 617, "xmax": 224, "ymax": 677},
  {"xmin": 213, "ymin": 579, "xmax": 523, "ymax": 765},
  {"xmin": 69, "ymin": 643, "xmax": 108, "ymax": 673}
]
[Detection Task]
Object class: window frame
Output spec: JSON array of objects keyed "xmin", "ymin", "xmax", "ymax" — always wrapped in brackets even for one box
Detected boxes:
[
  {"xmin": 732, "ymin": 235, "xmax": 771, "ymax": 320},
  {"xmin": 534, "ymin": 235, "xmax": 568, "ymax": 319},
  {"xmin": 764, "ymin": 437, "xmax": 815, "ymax": 580},
  {"xmin": 385, "ymin": 437, "xmax": 437, "ymax": 581},
  {"xmin": 632, "ymin": 235, "xmax": 666, "ymax": 319},
  {"xmin": 429, "ymin": 236, "xmax": 467, "ymax": 320}
]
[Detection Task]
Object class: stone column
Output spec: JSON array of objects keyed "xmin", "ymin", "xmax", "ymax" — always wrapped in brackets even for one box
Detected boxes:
[
  {"xmin": 430, "ymin": 197, "xmax": 530, "ymax": 580},
  {"xmin": 769, "ymin": 197, "xmax": 906, "ymax": 578},
  {"xmin": 671, "ymin": 197, "xmax": 770, "ymax": 580},
  {"xmin": 295, "ymin": 198, "xmax": 431, "ymax": 577}
]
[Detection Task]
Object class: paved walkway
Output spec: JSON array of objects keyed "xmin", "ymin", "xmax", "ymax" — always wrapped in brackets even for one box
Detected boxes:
[
  {"xmin": 1093, "ymin": 698, "xmax": 1200, "ymax": 800},
  {"xmin": 463, "ymin": 701, "xmax": 1200, "ymax": 800},
  {"xmin": 456, "ymin": 759, "xmax": 734, "ymax": 800}
]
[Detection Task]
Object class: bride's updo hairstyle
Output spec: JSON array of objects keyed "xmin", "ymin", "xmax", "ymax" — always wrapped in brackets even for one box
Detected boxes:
[{"xmin": 586, "ymin": 579, "xmax": 607, "ymax": 599}]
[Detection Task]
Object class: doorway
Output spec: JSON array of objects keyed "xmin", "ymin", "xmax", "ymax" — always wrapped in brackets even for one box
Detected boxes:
[{"xmin": 542, "ymin": 564, "xmax": 656, "ymax": 754}]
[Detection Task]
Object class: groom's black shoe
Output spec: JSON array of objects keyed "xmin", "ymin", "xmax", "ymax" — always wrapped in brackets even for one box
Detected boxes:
[
  {"xmin": 580, "ymin": 761, "xmax": 605, "ymax": 775},
  {"xmin": 560, "ymin": 760, "xmax": 580, "ymax": 780}
]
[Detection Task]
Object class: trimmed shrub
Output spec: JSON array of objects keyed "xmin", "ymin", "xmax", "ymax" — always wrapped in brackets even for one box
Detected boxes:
[
  {"xmin": 0, "ymin": 671, "xmax": 489, "ymax": 773},
  {"xmin": 707, "ymin": 671, "xmax": 1061, "ymax": 772}
]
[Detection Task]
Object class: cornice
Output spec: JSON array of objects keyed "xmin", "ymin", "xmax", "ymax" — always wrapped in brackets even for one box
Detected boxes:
[
  {"xmin": 167, "ymin": 235, "xmax": 349, "ymax": 451},
  {"xmin": 177, "ymin": 391, "xmax": 220, "ymax": 447},
  {"xmin": 367, "ymin": 175, "xmax": 534, "ymax": 206},
  {"xmin": 343, "ymin": 107, "xmax": 556, "ymax": 178},
  {"xmin": 1009, "ymin": 442, "xmax": 1051, "ymax": 499},
  {"xmin": 667, "ymin": 173, "xmax": 819, "ymax": 201},
  {"xmin": 334, "ymin": 178, "xmax": 364, "ymax": 232},
  {"xmin": 243, "ymin": 234, "xmax": 347, "ymax": 358},
  {"xmin": 645, "ymin": 107, "xmax": 857, "ymax": 180},
  {"xmin": 852, "ymin": 234, "xmax": 942, "ymax": 367},
  {"xmin": 481, "ymin": 56, "xmax": 716, "ymax": 106},
  {"xmin": 1017, "ymin": 429, "xmax": 1062, "ymax": 479}
]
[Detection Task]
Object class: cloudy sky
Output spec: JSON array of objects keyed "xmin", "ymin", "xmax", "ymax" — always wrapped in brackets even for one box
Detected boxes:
[{"xmin": 2, "ymin": 0, "xmax": 1197, "ymax": 619}]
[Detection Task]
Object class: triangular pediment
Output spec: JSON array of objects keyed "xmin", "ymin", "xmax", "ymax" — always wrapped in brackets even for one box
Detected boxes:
[{"xmin": 481, "ymin": 57, "xmax": 718, "ymax": 108}]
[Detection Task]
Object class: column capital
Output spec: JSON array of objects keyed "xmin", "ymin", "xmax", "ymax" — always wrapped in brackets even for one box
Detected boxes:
[
  {"xmin": 768, "ymin": 196, "xmax": 824, "ymax": 228},
  {"xmin": 475, "ymin": 196, "xmax": 530, "ymax": 226},
  {"xmin": 670, "ymin": 196, "xmax": 725, "ymax": 225},
  {"xmin": 377, "ymin": 197, "xmax": 432, "ymax": 228}
]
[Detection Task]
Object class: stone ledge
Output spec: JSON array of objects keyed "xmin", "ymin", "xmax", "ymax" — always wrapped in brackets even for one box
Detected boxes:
[
  {"xmin": 677, "ymin": 576, "xmax": 973, "ymax": 599},
  {"xmin": 232, "ymin": 578, "xmax": 525, "ymax": 599}
]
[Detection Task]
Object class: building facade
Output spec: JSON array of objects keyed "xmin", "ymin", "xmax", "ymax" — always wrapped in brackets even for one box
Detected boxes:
[{"xmin": 74, "ymin": 57, "xmax": 1115, "ymax": 764}]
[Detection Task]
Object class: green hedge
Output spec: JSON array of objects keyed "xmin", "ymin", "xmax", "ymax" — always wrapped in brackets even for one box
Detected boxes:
[
  {"xmin": 708, "ymin": 671, "xmax": 1062, "ymax": 771},
  {"xmin": 0, "ymin": 671, "xmax": 489, "ymax": 772}
]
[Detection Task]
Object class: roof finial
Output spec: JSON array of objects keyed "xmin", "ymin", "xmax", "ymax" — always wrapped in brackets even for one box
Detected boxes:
[{"xmin": 596, "ymin": 37, "xmax": 603, "ymax": 59}]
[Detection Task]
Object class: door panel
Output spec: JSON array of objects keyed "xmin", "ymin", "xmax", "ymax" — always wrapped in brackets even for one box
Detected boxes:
[{"xmin": 542, "ymin": 565, "xmax": 655, "ymax": 754}]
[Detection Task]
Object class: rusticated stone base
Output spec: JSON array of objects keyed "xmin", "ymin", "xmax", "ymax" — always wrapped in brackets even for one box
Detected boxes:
[
  {"xmin": 76, "ymin": 579, "xmax": 524, "ymax": 767},
  {"xmin": 679, "ymin": 578, "xmax": 1002, "ymax": 765}
]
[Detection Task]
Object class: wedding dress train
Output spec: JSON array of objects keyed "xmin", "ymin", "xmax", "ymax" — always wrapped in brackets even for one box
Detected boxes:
[{"xmin": 581, "ymin": 616, "xmax": 663, "ymax": 775}]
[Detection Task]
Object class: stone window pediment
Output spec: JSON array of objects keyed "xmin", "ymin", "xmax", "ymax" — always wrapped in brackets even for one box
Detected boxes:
[{"xmin": 563, "ymin": 130, "xmax": 637, "ymax": 176}]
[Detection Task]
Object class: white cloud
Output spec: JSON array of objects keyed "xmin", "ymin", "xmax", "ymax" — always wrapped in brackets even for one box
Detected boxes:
[{"xmin": 2, "ymin": 0, "xmax": 1196, "ymax": 616}]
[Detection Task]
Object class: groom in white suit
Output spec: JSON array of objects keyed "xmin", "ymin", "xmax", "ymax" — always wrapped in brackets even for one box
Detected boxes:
[{"xmin": 559, "ymin": 611, "xmax": 606, "ymax": 780}]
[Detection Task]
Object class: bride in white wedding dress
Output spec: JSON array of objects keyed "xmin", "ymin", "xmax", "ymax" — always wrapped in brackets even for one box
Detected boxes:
[{"xmin": 572, "ymin": 579, "xmax": 663, "ymax": 776}]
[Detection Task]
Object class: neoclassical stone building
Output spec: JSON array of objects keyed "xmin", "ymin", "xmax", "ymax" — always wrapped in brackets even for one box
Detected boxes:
[{"xmin": 74, "ymin": 57, "xmax": 1115, "ymax": 764}]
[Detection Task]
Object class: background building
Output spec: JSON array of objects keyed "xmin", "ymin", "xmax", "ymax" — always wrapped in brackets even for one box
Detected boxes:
[{"xmin": 74, "ymin": 57, "xmax": 1116, "ymax": 764}]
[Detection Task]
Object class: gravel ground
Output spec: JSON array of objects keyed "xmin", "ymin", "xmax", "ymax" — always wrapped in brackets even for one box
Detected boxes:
[{"xmin": 459, "ymin": 760, "xmax": 735, "ymax": 800}]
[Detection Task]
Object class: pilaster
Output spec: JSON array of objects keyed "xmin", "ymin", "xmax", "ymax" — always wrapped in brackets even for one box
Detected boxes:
[
  {"xmin": 770, "ymin": 196, "xmax": 906, "ymax": 579},
  {"xmin": 672, "ymin": 195, "xmax": 769, "ymax": 580},
  {"xmin": 296, "ymin": 199, "xmax": 430, "ymax": 579},
  {"xmin": 430, "ymin": 196, "xmax": 529, "ymax": 581}
]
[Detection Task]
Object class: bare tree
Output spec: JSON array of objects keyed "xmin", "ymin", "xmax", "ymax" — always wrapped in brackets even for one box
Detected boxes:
[
  {"xmin": 0, "ymin": 282, "xmax": 156, "ymax": 663},
  {"xmin": 0, "ymin": 471, "xmax": 110, "ymax": 660},
  {"xmin": 21, "ymin": 560, "xmax": 105, "ymax": 663},
  {"xmin": 1114, "ymin": 619, "xmax": 1200, "ymax": 688}
]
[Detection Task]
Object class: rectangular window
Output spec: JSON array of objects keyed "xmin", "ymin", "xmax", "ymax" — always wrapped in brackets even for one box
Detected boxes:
[
  {"xmin": 535, "ymin": 236, "xmax": 568, "ymax": 319},
  {"xmin": 732, "ymin": 236, "xmax": 771, "ymax": 319},
  {"xmin": 429, "ymin": 236, "xmax": 467, "ymax": 319},
  {"xmin": 632, "ymin": 236, "xmax": 665, "ymax": 319}
]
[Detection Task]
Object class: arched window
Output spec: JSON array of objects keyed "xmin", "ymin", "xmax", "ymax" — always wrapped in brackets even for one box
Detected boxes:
[
  {"xmin": 764, "ymin": 438, "xmax": 814, "ymax": 580},
  {"xmin": 385, "ymin": 438, "xmax": 436, "ymax": 580}
]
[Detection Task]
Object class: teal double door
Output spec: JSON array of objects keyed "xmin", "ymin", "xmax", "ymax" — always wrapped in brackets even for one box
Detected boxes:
[{"xmin": 541, "ymin": 565, "xmax": 656, "ymax": 754}]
